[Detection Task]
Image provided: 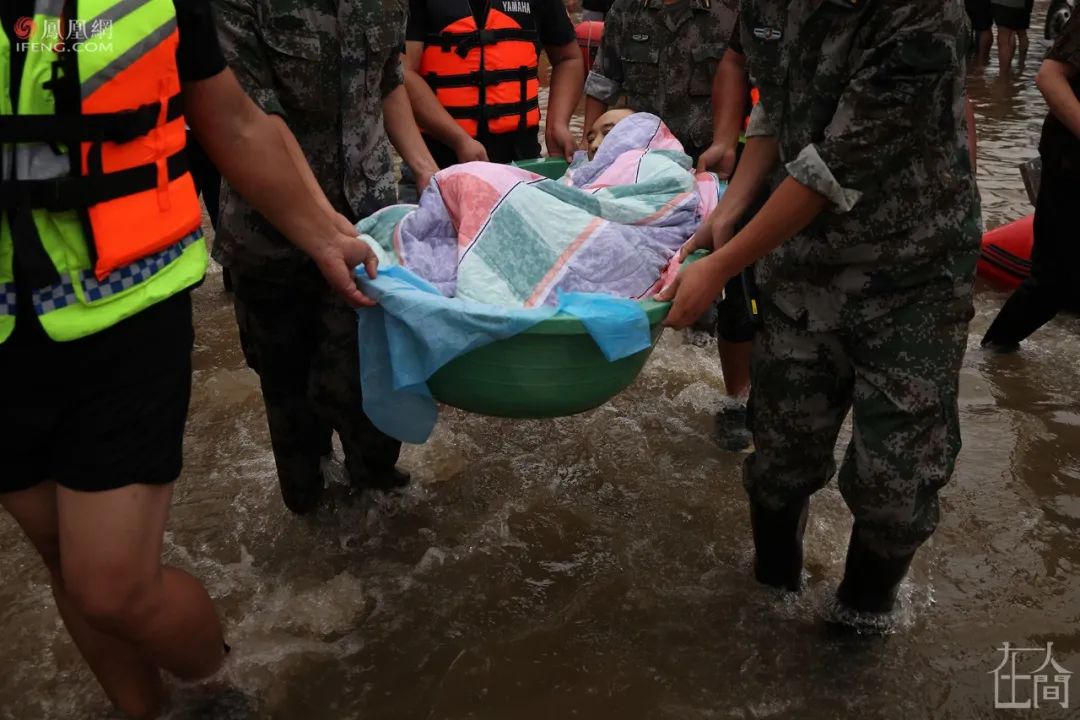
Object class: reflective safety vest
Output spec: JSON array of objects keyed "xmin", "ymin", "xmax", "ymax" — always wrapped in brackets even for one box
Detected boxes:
[
  {"xmin": 419, "ymin": 0, "xmax": 541, "ymax": 138},
  {"xmin": 0, "ymin": 0, "xmax": 207, "ymax": 344}
]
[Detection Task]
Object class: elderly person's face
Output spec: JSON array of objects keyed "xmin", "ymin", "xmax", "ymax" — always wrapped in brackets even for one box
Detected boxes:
[{"xmin": 586, "ymin": 108, "xmax": 634, "ymax": 159}]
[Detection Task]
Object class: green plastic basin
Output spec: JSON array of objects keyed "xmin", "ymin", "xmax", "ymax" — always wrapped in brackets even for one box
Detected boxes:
[
  {"xmin": 512, "ymin": 157, "xmax": 570, "ymax": 180},
  {"xmin": 423, "ymin": 161, "xmax": 704, "ymax": 419},
  {"xmin": 427, "ymin": 299, "xmax": 671, "ymax": 419}
]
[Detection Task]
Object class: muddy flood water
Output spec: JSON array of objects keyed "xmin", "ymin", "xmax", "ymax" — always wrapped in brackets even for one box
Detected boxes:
[{"xmin": 2, "ymin": 8, "xmax": 1079, "ymax": 720}]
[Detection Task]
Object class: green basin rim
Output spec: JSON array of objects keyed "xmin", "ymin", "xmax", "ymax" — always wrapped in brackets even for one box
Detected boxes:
[{"xmin": 522, "ymin": 298, "xmax": 670, "ymax": 335}]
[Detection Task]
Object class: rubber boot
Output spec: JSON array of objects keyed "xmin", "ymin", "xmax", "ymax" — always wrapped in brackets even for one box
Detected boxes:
[
  {"xmin": 750, "ymin": 498, "xmax": 809, "ymax": 592},
  {"xmin": 276, "ymin": 457, "xmax": 325, "ymax": 515},
  {"xmin": 346, "ymin": 454, "xmax": 412, "ymax": 493},
  {"xmin": 366, "ymin": 466, "xmax": 412, "ymax": 492},
  {"xmin": 715, "ymin": 402, "xmax": 752, "ymax": 452},
  {"xmin": 835, "ymin": 528, "xmax": 914, "ymax": 614},
  {"xmin": 981, "ymin": 279, "xmax": 1058, "ymax": 350}
]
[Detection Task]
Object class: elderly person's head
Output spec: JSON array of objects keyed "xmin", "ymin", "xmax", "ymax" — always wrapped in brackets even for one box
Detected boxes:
[{"xmin": 586, "ymin": 108, "xmax": 634, "ymax": 159}]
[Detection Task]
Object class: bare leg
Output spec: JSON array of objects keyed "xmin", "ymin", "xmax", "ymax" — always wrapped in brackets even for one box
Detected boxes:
[
  {"xmin": 718, "ymin": 339, "xmax": 753, "ymax": 399},
  {"xmin": 1017, "ymin": 30, "xmax": 1029, "ymax": 64},
  {"xmin": 56, "ymin": 483, "xmax": 226, "ymax": 685},
  {"xmin": 1, "ymin": 483, "xmax": 165, "ymax": 719},
  {"xmin": 715, "ymin": 339, "xmax": 754, "ymax": 450},
  {"xmin": 977, "ymin": 30, "xmax": 993, "ymax": 66},
  {"xmin": 997, "ymin": 28, "xmax": 1016, "ymax": 70}
]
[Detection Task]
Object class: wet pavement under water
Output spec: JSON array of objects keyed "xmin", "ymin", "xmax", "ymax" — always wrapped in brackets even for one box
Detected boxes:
[{"xmin": 2, "ymin": 8, "xmax": 1079, "ymax": 719}]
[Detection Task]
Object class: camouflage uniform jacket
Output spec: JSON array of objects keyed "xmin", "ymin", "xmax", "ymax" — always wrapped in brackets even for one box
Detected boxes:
[
  {"xmin": 741, "ymin": 0, "xmax": 982, "ymax": 330},
  {"xmin": 212, "ymin": 0, "xmax": 405, "ymax": 287},
  {"xmin": 584, "ymin": 0, "xmax": 740, "ymax": 157}
]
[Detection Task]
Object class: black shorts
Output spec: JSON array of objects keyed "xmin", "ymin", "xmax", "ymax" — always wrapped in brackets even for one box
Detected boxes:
[
  {"xmin": 716, "ymin": 269, "xmax": 759, "ymax": 343},
  {"xmin": 0, "ymin": 291, "xmax": 194, "ymax": 494},
  {"xmin": 715, "ymin": 155, "xmax": 765, "ymax": 345},
  {"xmin": 967, "ymin": 0, "xmax": 994, "ymax": 31},
  {"xmin": 993, "ymin": 3, "xmax": 1032, "ymax": 30}
]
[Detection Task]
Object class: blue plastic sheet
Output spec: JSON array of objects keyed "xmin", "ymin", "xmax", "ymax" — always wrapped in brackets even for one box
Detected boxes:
[{"xmin": 356, "ymin": 266, "xmax": 653, "ymax": 443}]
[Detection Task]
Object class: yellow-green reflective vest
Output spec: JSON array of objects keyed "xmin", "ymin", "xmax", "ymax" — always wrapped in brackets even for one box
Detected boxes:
[{"xmin": 0, "ymin": 0, "xmax": 208, "ymax": 344}]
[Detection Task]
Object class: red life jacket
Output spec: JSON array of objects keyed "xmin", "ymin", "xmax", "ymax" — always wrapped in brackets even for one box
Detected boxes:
[{"xmin": 419, "ymin": 0, "xmax": 541, "ymax": 137}]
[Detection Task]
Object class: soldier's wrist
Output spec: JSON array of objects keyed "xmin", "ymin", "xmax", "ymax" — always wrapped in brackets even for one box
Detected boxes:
[{"xmin": 710, "ymin": 130, "xmax": 737, "ymax": 147}]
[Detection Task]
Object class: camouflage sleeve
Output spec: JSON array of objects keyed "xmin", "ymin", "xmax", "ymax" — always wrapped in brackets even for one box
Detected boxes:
[
  {"xmin": 381, "ymin": 52, "xmax": 405, "ymax": 99},
  {"xmin": 380, "ymin": 9, "xmax": 406, "ymax": 100},
  {"xmin": 786, "ymin": 5, "xmax": 961, "ymax": 213},
  {"xmin": 213, "ymin": 0, "xmax": 287, "ymax": 117},
  {"xmin": 745, "ymin": 102, "xmax": 774, "ymax": 138},
  {"xmin": 583, "ymin": 0, "xmax": 625, "ymax": 103}
]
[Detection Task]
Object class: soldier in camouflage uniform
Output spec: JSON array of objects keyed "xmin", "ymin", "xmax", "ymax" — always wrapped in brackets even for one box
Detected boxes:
[
  {"xmin": 583, "ymin": 0, "xmax": 742, "ymax": 164},
  {"xmin": 214, "ymin": 0, "xmax": 439, "ymax": 514},
  {"xmin": 659, "ymin": 0, "xmax": 981, "ymax": 623}
]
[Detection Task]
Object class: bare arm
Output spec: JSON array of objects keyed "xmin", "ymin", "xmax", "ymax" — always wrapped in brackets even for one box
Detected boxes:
[
  {"xmin": 658, "ymin": 176, "xmax": 828, "ymax": 328},
  {"xmin": 383, "ymin": 83, "xmax": 439, "ymax": 191},
  {"xmin": 582, "ymin": 5, "xmax": 624, "ymax": 146},
  {"xmin": 184, "ymin": 70, "xmax": 376, "ymax": 306},
  {"xmin": 659, "ymin": 131, "xmax": 787, "ymax": 328},
  {"xmin": 697, "ymin": 49, "xmax": 748, "ymax": 176},
  {"xmin": 1036, "ymin": 58, "xmax": 1080, "ymax": 139},
  {"xmin": 544, "ymin": 41, "xmax": 585, "ymax": 160},
  {"xmin": 683, "ymin": 130, "xmax": 780, "ymax": 257},
  {"xmin": 710, "ymin": 178, "xmax": 828, "ymax": 279},
  {"xmin": 402, "ymin": 41, "xmax": 488, "ymax": 163}
]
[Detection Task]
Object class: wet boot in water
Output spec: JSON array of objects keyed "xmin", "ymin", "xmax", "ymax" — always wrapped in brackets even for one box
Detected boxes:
[
  {"xmin": 715, "ymin": 402, "xmax": 752, "ymax": 452},
  {"xmin": 345, "ymin": 455, "xmax": 412, "ymax": 493},
  {"xmin": 365, "ymin": 466, "xmax": 412, "ymax": 492},
  {"xmin": 750, "ymin": 498, "xmax": 809, "ymax": 592},
  {"xmin": 831, "ymin": 528, "xmax": 914, "ymax": 631},
  {"xmin": 276, "ymin": 457, "xmax": 326, "ymax": 515}
]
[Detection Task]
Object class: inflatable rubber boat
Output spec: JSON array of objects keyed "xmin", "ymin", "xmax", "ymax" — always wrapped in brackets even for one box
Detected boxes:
[
  {"xmin": 576, "ymin": 21, "xmax": 603, "ymax": 73},
  {"xmin": 977, "ymin": 215, "xmax": 1034, "ymax": 291}
]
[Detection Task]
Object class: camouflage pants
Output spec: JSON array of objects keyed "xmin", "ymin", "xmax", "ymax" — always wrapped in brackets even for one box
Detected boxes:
[
  {"xmin": 743, "ymin": 295, "xmax": 972, "ymax": 558},
  {"xmin": 231, "ymin": 274, "xmax": 401, "ymax": 491}
]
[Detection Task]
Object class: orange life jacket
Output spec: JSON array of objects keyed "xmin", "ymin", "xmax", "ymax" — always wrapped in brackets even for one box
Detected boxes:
[
  {"xmin": 419, "ymin": 0, "xmax": 541, "ymax": 137},
  {"xmin": 0, "ymin": 4, "xmax": 200, "ymax": 284}
]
